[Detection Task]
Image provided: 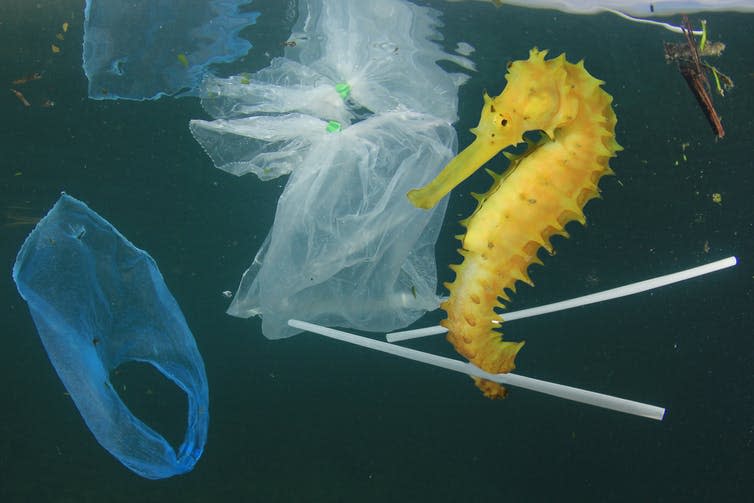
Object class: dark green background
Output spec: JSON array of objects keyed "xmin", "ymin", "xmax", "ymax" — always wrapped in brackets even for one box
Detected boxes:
[{"xmin": 1, "ymin": 1, "xmax": 752, "ymax": 501}]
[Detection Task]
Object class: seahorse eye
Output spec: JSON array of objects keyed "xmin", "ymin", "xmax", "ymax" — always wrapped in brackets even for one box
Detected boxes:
[{"xmin": 501, "ymin": 118, "xmax": 508, "ymax": 126}]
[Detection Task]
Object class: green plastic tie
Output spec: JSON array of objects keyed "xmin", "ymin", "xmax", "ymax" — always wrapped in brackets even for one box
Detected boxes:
[
  {"xmin": 326, "ymin": 120, "xmax": 342, "ymax": 133},
  {"xmin": 699, "ymin": 20, "xmax": 708, "ymax": 52},
  {"xmin": 335, "ymin": 82, "xmax": 351, "ymax": 100}
]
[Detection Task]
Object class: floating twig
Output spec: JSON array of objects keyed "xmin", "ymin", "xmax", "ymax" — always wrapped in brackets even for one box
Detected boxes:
[{"xmin": 664, "ymin": 16, "xmax": 728, "ymax": 139}]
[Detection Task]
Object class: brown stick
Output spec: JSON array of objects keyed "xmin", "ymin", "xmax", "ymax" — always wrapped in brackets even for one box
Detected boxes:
[
  {"xmin": 677, "ymin": 16, "xmax": 725, "ymax": 138},
  {"xmin": 678, "ymin": 62, "xmax": 725, "ymax": 138}
]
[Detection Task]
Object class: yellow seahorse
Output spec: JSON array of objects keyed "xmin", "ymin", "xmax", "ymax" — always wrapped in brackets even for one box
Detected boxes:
[{"xmin": 408, "ymin": 48, "xmax": 621, "ymax": 399}]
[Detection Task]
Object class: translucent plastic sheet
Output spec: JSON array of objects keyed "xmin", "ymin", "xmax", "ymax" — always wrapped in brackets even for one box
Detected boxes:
[
  {"xmin": 12, "ymin": 194, "xmax": 209, "ymax": 479},
  {"xmin": 190, "ymin": 113, "xmax": 330, "ymax": 180},
  {"xmin": 199, "ymin": 59, "xmax": 354, "ymax": 126},
  {"xmin": 222, "ymin": 111, "xmax": 455, "ymax": 339},
  {"xmin": 191, "ymin": 0, "xmax": 472, "ymax": 339},
  {"xmin": 197, "ymin": 0, "xmax": 473, "ymax": 125},
  {"xmin": 83, "ymin": 0, "xmax": 259, "ymax": 100},
  {"xmin": 192, "ymin": 0, "xmax": 472, "ymax": 178},
  {"xmin": 452, "ymin": 0, "xmax": 754, "ymax": 15},
  {"xmin": 277, "ymin": 0, "xmax": 473, "ymax": 121}
]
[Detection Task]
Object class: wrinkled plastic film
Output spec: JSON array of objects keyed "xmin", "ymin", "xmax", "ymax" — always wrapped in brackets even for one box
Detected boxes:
[
  {"xmin": 227, "ymin": 112, "xmax": 455, "ymax": 339},
  {"xmin": 450, "ymin": 0, "xmax": 754, "ymax": 16},
  {"xmin": 83, "ymin": 0, "xmax": 259, "ymax": 100},
  {"xmin": 190, "ymin": 0, "xmax": 474, "ymax": 339},
  {"xmin": 12, "ymin": 194, "xmax": 209, "ymax": 479}
]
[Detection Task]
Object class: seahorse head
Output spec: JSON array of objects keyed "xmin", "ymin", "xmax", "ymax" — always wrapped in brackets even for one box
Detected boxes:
[
  {"xmin": 407, "ymin": 48, "xmax": 579, "ymax": 210},
  {"xmin": 473, "ymin": 48, "xmax": 578, "ymax": 148}
]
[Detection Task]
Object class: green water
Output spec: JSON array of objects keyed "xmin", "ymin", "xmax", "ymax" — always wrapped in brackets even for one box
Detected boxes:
[{"xmin": 1, "ymin": 1, "xmax": 752, "ymax": 501}]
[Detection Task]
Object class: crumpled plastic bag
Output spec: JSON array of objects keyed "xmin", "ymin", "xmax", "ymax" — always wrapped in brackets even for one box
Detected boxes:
[
  {"xmin": 197, "ymin": 0, "xmax": 473, "ymax": 127},
  {"xmin": 207, "ymin": 111, "xmax": 456, "ymax": 339},
  {"xmin": 190, "ymin": 112, "xmax": 331, "ymax": 180},
  {"xmin": 283, "ymin": 0, "xmax": 473, "ymax": 121},
  {"xmin": 12, "ymin": 194, "xmax": 209, "ymax": 479},
  {"xmin": 448, "ymin": 0, "xmax": 754, "ymax": 16},
  {"xmin": 199, "ymin": 59, "xmax": 354, "ymax": 126},
  {"xmin": 190, "ymin": 0, "xmax": 472, "ymax": 339}
]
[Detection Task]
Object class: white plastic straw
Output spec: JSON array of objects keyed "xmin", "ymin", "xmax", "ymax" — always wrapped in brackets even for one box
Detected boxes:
[
  {"xmin": 387, "ymin": 324, "xmax": 448, "ymax": 341},
  {"xmin": 387, "ymin": 256, "xmax": 737, "ymax": 342},
  {"xmin": 605, "ymin": 9, "xmax": 703, "ymax": 35},
  {"xmin": 288, "ymin": 319, "xmax": 666, "ymax": 421}
]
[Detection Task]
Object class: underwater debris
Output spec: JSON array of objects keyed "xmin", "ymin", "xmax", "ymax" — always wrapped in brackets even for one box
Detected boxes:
[
  {"xmin": 664, "ymin": 16, "xmax": 732, "ymax": 139},
  {"xmin": 11, "ymin": 72, "xmax": 43, "ymax": 85},
  {"xmin": 10, "ymin": 88, "xmax": 30, "ymax": 107}
]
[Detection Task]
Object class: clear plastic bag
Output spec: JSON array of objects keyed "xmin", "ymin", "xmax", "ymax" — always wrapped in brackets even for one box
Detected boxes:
[
  {"xmin": 285, "ymin": 0, "xmax": 473, "ymax": 121},
  {"xmin": 190, "ymin": 0, "xmax": 473, "ymax": 339},
  {"xmin": 83, "ymin": 0, "xmax": 259, "ymax": 100},
  {"xmin": 197, "ymin": 0, "xmax": 473, "ymax": 124},
  {"xmin": 224, "ymin": 111, "xmax": 456, "ymax": 339},
  {"xmin": 200, "ymin": 59, "xmax": 353, "ymax": 125},
  {"xmin": 449, "ymin": 0, "xmax": 754, "ymax": 16},
  {"xmin": 190, "ymin": 113, "xmax": 331, "ymax": 180}
]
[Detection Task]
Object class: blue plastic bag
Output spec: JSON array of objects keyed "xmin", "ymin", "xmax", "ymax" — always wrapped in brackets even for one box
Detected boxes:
[{"xmin": 12, "ymin": 194, "xmax": 209, "ymax": 479}]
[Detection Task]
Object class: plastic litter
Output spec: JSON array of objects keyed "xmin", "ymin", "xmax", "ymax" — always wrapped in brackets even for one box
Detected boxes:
[
  {"xmin": 220, "ymin": 111, "xmax": 456, "ymax": 339},
  {"xmin": 289, "ymin": 320, "xmax": 666, "ymax": 421},
  {"xmin": 191, "ymin": 0, "xmax": 473, "ymax": 339},
  {"xmin": 387, "ymin": 256, "xmax": 738, "ymax": 342},
  {"xmin": 12, "ymin": 194, "xmax": 209, "ymax": 479},
  {"xmin": 448, "ymin": 0, "xmax": 754, "ymax": 16},
  {"xmin": 83, "ymin": 0, "xmax": 259, "ymax": 100}
]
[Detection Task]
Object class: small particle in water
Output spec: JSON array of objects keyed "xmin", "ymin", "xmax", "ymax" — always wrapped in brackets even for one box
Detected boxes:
[
  {"xmin": 62, "ymin": 21, "xmax": 69, "ymax": 32},
  {"xmin": 584, "ymin": 270, "xmax": 600, "ymax": 287},
  {"xmin": 11, "ymin": 72, "xmax": 43, "ymax": 85},
  {"xmin": 711, "ymin": 192, "xmax": 722, "ymax": 204},
  {"xmin": 455, "ymin": 41, "xmax": 475, "ymax": 57},
  {"xmin": 221, "ymin": 290, "xmax": 233, "ymax": 298},
  {"xmin": 177, "ymin": 53, "xmax": 189, "ymax": 68},
  {"xmin": 10, "ymin": 88, "xmax": 30, "ymax": 107},
  {"xmin": 51, "ymin": 44, "xmax": 60, "ymax": 53}
]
